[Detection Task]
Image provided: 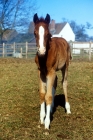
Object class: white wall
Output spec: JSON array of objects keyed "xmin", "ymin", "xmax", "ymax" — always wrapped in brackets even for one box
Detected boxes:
[
  {"xmin": 52, "ymin": 34, "xmax": 60, "ymax": 38},
  {"xmin": 52, "ymin": 23, "xmax": 75, "ymax": 41},
  {"xmin": 60, "ymin": 23, "xmax": 75, "ymax": 41}
]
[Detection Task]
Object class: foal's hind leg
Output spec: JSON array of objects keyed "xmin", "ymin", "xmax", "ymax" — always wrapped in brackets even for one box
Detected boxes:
[{"xmin": 61, "ymin": 65, "xmax": 71, "ymax": 114}]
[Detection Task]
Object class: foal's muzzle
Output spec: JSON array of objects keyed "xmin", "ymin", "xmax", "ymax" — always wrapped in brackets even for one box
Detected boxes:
[{"xmin": 37, "ymin": 47, "xmax": 46, "ymax": 56}]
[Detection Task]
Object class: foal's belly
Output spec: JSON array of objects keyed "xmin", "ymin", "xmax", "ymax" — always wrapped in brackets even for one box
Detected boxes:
[{"xmin": 55, "ymin": 58, "xmax": 66, "ymax": 70}]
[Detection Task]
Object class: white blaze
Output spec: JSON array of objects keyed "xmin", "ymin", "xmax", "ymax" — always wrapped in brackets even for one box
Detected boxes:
[{"xmin": 39, "ymin": 26, "xmax": 45, "ymax": 54}]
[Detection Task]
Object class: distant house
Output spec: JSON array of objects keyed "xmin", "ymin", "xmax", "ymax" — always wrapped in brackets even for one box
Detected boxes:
[{"xmin": 50, "ymin": 20, "xmax": 75, "ymax": 41}]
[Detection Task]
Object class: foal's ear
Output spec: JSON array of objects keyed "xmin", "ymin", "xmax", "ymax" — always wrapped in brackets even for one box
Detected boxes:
[
  {"xmin": 33, "ymin": 13, "xmax": 39, "ymax": 24},
  {"xmin": 45, "ymin": 14, "xmax": 50, "ymax": 24}
]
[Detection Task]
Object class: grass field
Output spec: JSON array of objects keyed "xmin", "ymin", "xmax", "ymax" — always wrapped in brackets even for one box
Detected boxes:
[{"xmin": 0, "ymin": 58, "xmax": 93, "ymax": 140}]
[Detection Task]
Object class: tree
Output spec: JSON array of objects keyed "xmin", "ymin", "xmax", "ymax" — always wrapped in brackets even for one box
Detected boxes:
[
  {"xmin": 71, "ymin": 22, "xmax": 87, "ymax": 41},
  {"xmin": 86, "ymin": 22, "xmax": 93, "ymax": 29},
  {"xmin": 68, "ymin": 20, "xmax": 89, "ymax": 41},
  {"xmin": 0, "ymin": 0, "xmax": 37, "ymax": 43}
]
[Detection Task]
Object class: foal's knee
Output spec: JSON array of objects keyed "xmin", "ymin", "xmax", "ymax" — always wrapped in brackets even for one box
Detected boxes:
[
  {"xmin": 45, "ymin": 94, "xmax": 52, "ymax": 105},
  {"xmin": 40, "ymin": 93, "xmax": 45, "ymax": 104}
]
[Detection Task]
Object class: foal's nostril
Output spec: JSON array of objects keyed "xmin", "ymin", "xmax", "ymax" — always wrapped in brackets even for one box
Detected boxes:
[{"xmin": 38, "ymin": 47, "xmax": 46, "ymax": 55}]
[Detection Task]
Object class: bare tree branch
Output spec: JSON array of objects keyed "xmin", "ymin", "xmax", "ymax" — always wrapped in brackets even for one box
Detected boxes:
[{"xmin": 0, "ymin": 0, "xmax": 37, "ymax": 43}]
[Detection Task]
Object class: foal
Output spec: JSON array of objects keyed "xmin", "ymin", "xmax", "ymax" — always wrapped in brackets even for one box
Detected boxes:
[{"xmin": 33, "ymin": 13, "xmax": 71, "ymax": 130}]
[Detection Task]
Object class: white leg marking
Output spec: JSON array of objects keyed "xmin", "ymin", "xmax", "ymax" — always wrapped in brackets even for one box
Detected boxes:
[
  {"xmin": 51, "ymin": 87, "xmax": 55, "ymax": 113},
  {"xmin": 65, "ymin": 102, "xmax": 71, "ymax": 114},
  {"xmin": 40, "ymin": 102, "xmax": 45, "ymax": 124},
  {"xmin": 45, "ymin": 105, "xmax": 51, "ymax": 129}
]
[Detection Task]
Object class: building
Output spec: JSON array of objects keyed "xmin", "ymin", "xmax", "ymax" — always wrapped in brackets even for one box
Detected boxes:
[{"xmin": 50, "ymin": 20, "xmax": 75, "ymax": 41}]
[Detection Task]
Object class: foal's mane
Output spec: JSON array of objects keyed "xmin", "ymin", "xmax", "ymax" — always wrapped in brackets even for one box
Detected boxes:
[{"xmin": 36, "ymin": 17, "xmax": 48, "ymax": 24}]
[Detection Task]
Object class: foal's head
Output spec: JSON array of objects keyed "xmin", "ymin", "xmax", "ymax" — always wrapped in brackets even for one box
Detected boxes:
[{"xmin": 33, "ymin": 13, "xmax": 51, "ymax": 56}]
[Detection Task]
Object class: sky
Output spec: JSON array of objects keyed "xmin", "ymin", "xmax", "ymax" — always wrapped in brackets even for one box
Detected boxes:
[{"xmin": 35, "ymin": 0, "xmax": 93, "ymax": 36}]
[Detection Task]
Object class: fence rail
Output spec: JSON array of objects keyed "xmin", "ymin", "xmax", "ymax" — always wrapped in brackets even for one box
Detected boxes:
[
  {"xmin": 0, "ymin": 42, "xmax": 37, "ymax": 59},
  {"xmin": 0, "ymin": 41, "xmax": 93, "ymax": 61},
  {"xmin": 70, "ymin": 41, "xmax": 93, "ymax": 61}
]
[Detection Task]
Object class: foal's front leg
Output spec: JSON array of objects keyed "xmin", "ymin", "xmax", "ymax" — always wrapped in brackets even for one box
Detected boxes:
[
  {"xmin": 45, "ymin": 70, "xmax": 56, "ymax": 129},
  {"xmin": 39, "ymin": 72, "xmax": 46, "ymax": 125}
]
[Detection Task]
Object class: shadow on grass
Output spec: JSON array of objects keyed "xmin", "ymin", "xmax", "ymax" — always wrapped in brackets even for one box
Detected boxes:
[{"xmin": 50, "ymin": 94, "xmax": 65, "ymax": 121}]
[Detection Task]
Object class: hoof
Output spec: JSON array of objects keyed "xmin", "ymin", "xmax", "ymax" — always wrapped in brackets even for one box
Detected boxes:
[
  {"xmin": 37, "ymin": 124, "xmax": 41, "ymax": 128},
  {"xmin": 65, "ymin": 102, "xmax": 71, "ymax": 115},
  {"xmin": 43, "ymin": 129, "xmax": 49, "ymax": 135},
  {"xmin": 67, "ymin": 110, "xmax": 71, "ymax": 114},
  {"xmin": 37, "ymin": 121, "xmax": 44, "ymax": 128}
]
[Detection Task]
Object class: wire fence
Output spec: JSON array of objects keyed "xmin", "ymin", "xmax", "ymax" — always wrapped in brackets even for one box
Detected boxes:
[{"xmin": 0, "ymin": 41, "xmax": 93, "ymax": 61}]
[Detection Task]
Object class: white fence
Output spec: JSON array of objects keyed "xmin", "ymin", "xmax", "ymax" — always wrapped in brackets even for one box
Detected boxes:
[
  {"xmin": 0, "ymin": 41, "xmax": 93, "ymax": 61},
  {"xmin": 69, "ymin": 41, "xmax": 93, "ymax": 61}
]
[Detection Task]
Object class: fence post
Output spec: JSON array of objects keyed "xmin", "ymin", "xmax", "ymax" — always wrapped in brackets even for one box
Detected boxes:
[
  {"xmin": 26, "ymin": 42, "xmax": 28, "ymax": 59},
  {"xmin": 3, "ymin": 43, "xmax": 5, "ymax": 58},
  {"xmin": 21, "ymin": 47, "xmax": 22, "ymax": 58},
  {"xmin": 13, "ymin": 42, "xmax": 15, "ymax": 53},
  {"xmin": 89, "ymin": 41, "xmax": 91, "ymax": 61}
]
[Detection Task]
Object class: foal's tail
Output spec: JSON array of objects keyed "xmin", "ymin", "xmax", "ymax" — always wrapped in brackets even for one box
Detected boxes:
[
  {"xmin": 69, "ymin": 51, "xmax": 72, "ymax": 60},
  {"xmin": 67, "ymin": 43, "xmax": 72, "ymax": 65}
]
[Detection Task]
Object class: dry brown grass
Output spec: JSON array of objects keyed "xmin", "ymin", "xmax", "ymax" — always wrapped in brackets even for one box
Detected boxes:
[{"xmin": 0, "ymin": 58, "xmax": 93, "ymax": 140}]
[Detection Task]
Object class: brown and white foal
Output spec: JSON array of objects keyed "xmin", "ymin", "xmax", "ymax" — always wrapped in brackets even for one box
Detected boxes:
[{"xmin": 33, "ymin": 13, "xmax": 71, "ymax": 130}]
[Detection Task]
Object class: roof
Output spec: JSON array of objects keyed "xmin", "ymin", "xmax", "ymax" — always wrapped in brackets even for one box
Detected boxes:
[
  {"xmin": 29, "ymin": 22, "xmax": 67, "ymax": 34},
  {"xmin": 50, "ymin": 22, "xmax": 67, "ymax": 35}
]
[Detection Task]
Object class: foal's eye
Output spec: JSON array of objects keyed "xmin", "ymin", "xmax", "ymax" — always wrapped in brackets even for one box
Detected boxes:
[
  {"xmin": 34, "ymin": 31, "xmax": 37, "ymax": 36},
  {"xmin": 45, "ymin": 32, "xmax": 49, "ymax": 37},
  {"xmin": 46, "ymin": 33, "xmax": 50, "ymax": 38}
]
